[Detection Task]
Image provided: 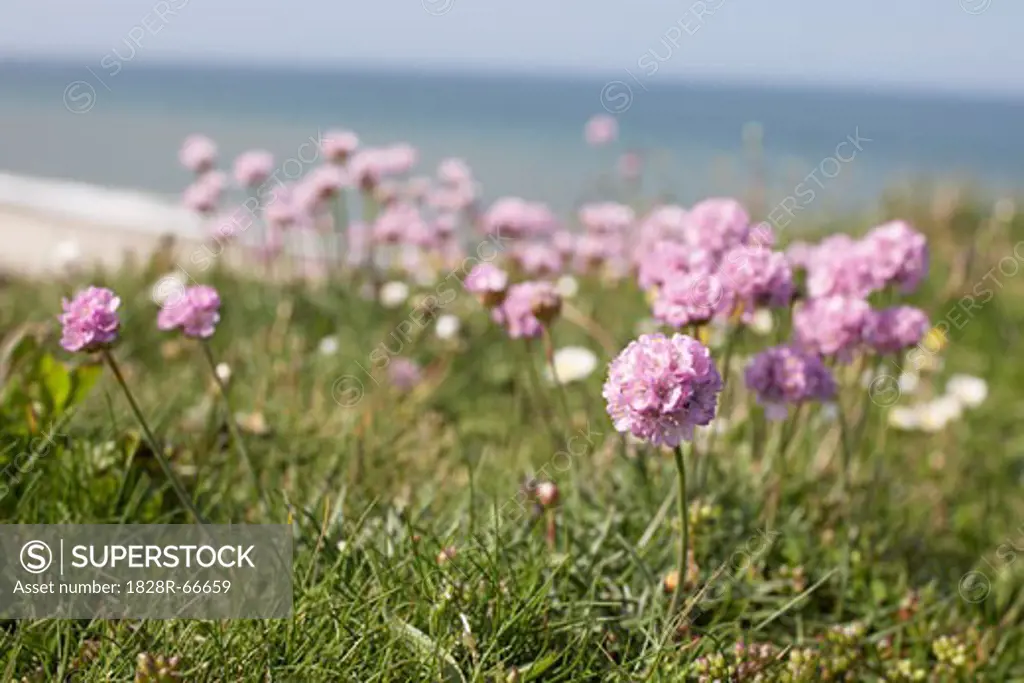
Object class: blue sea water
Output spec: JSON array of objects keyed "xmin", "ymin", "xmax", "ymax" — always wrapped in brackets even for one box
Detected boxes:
[{"xmin": 1, "ymin": 59, "xmax": 1022, "ymax": 213}]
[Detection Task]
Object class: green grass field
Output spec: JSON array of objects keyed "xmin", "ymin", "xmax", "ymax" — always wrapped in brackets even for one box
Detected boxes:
[{"xmin": 1, "ymin": 193, "xmax": 1023, "ymax": 681}]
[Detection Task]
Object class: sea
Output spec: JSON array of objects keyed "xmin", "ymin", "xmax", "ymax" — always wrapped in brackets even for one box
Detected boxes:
[{"xmin": 1, "ymin": 59, "xmax": 1023, "ymax": 221}]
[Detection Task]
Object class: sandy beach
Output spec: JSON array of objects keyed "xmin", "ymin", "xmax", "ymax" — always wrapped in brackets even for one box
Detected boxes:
[{"xmin": 0, "ymin": 172, "xmax": 233, "ymax": 277}]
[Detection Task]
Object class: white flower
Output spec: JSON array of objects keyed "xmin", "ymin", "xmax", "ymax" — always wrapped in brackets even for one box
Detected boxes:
[
  {"xmin": 215, "ymin": 362, "xmax": 232, "ymax": 383},
  {"xmin": 555, "ymin": 275, "xmax": 579, "ymax": 299},
  {"xmin": 318, "ymin": 335, "xmax": 340, "ymax": 356},
  {"xmin": 888, "ymin": 406, "xmax": 920, "ymax": 431},
  {"xmin": 379, "ymin": 281, "xmax": 410, "ymax": 308},
  {"xmin": 435, "ymin": 314, "xmax": 460, "ymax": 340},
  {"xmin": 898, "ymin": 371, "xmax": 920, "ymax": 395},
  {"xmin": 53, "ymin": 240, "xmax": 81, "ymax": 271},
  {"xmin": 918, "ymin": 396, "xmax": 963, "ymax": 432},
  {"xmin": 545, "ymin": 346, "xmax": 598, "ymax": 385},
  {"xmin": 748, "ymin": 309, "xmax": 774, "ymax": 336},
  {"xmin": 946, "ymin": 374, "xmax": 987, "ymax": 408}
]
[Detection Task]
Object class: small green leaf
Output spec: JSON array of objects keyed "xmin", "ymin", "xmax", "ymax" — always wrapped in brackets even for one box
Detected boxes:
[
  {"xmin": 39, "ymin": 354, "xmax": 72, "ymax": 411},
  {"xmin": 67, "ymin": 363, "xmax": 103, "ymax": 409}
]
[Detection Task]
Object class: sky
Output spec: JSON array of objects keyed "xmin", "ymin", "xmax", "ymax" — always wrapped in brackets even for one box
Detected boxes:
[{"xmin": 2, "ymin": 0, "xmax": 1022, "ymax": 96}]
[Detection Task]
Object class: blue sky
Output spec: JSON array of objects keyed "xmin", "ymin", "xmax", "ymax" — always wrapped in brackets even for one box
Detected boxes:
[{"xmin": 3, "ymin": 0, "xmax": 1021, "ymax": 95}]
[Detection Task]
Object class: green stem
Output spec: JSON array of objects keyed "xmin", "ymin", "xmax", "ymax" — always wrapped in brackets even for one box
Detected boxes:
[
  {"xmin": 541, "ymin": 328, "xmax": 573, "ymax": 433},
  {"xmin": 667, "ymin": 444, "xmax": 690, "ymax": 626},
  {"xmin": 200, "ymin": 341, "xmax": 271, "ymax": 515},
  {"xmin": 102, "ymin": 350, "xmax": 206, "ymax": 524}
]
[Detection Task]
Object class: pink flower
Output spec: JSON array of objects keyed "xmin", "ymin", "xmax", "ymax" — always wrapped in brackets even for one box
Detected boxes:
[
  {"xmin": 157, "ymin": 285, "xmax": 222, "ymax": 339},
  {"xmin": 744, "ymin": 345, "xmax": 837, "ymax": 420},
  {"xmin": 178, "ymin": 135, "xmax": 217, "ymax": 174},
  {"xmin": 863, "ymin": 306, "xmax": 930, "ymax": 355},
  {"xmin": 322, "ymin": 129, "xmax": 359, "ymax": 163},
  {"xmin": 59, "ymin": 286, "xmax": 121, "ymax": 353},
  {"xmin": 718, "ymin": 246, "xmax": 794, "ymax": 312},
  {"xmin": 806, "ymin": 235, "xmax": 876, "ymax": 299},
  {"xmin": 863, "ymin": 220, "xmax": 929, "ymax": 293},
  {"xmin": 388, "ymin": 357, "xmax": 423, "ymax": 391},
  {"xmin": 784, "ymin": 241, "xmax": 815, "ymax": 270},
  {"xmin": 296, "ymin": 166, "xmax": 350, "ymax": 213},
  {"xmin": 233, "ymin": 150, "xmax": 274, "ymax": 188},
  {"xmin": 636, "ymin": 241, "xmax": 714, "ymax": 292},
  {"xmin": 482, "ymin": 197, "xmax": 556, "ymax": 240},
  {"xmin": 579, "ymin": 202, "xmax": 635, "ymax": 234},
  {"xmin": 652, "ymin": 271, "xmax": 732, "ymax": 328},
  {"xmin": 373, "ymin": 203, "xmax": 429, "ymax": 246},
  {"xmin": 585, "ymin": 114, "xmax": 618, "ymax": 146},
  {"xmin": 182, "ymin": 179, "xmax": 220, "ymax": 215},
  {"xmin": 464, "ymin": 263, "xmax": 509, "ymax": 306},
  {"xmin": 491, "ymin": 281, "xmax": 558, "ymax": 339},
  {"xmin": 793, "ymin": 296, "xmax": 870, "ymax": 360},
  {"xmin": 512, "ymin": 243, "xmax": 562, "ymax": 277},
  {"xmin": 437, "ymin": 158, "xmax": 473, "ymax": 186},
  {"xmin": 681, "ymin": 197, "xmax": 751, "ymax": 256},
  {"xmin": 602, "ymin": 333, "xmax": 723, "ymax": 447}
]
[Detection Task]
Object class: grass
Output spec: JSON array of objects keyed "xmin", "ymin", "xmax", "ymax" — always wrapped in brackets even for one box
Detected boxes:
[{"xmin": 1, "ymin": 192, "xmax": 1024, "ymax": 681}]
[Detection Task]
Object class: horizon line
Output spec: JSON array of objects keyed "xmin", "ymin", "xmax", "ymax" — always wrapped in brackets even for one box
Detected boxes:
[{"xmin": 4, "ymin": 51, "xmax": 1024, "ymax": 105}]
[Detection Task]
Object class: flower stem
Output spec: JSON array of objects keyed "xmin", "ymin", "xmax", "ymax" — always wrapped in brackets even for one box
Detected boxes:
[
  {"xmin": 542, "ymin": 328, "xmax": 573, "ymax": 432},
  {"xmin": 667, "ymin": 443, "xmax": 690, "ymax": 626},
  {"xmin": 101, "ymin": 350, "xmax": 206, "ymax": 524},
  {"xmin": 200, "ymin": 341, "xmax": 272, "ymax": 515}
]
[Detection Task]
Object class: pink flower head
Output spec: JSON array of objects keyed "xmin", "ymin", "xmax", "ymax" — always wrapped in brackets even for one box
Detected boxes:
[
  {"xmin": 349, "ymin": 148, "xmax": 387, "ymax": 189},
  {"xmin": 784, "ymin": 241, "xmax": 815, "ymax": 270},
  {"xmin": 512, "ymin": 242, "xmax": 562, "ymax": 277},
  {"xmin": 181, "ymin": 178, "xmax": 221, "ymax": 215},
  {"xmin": 574, "ymin": 234, "xmax": 624, "ymax": 271},
  {"xmin": 718, "ymin": 246, "xmax": 795, "ymax": 312},
  {"xmin": 295, "ymin": 166, "xmax": 349, "ymax": 214},
  {"xmin": 388, "ymin": 357, "xmax": 423, "ymax": 391},
  {"xmin": 179, "ymin": 135, "xmax": 217, "ymax": 174},
  {"xmin": 264, "ymin": 186, "xmax": 297, "ymax": 229},
  {"xmin": 863, "ymin": 220, "xmax": 929, "ymax": 293},
  {"xmin": 464, "ymin": 263, "xmax": 509, "ymax": 306},
  {"xmin": 157, "ymin": 285, "xmax": 222, "ymax": 339},
  {"xmin": 745, "ymin": 345, "xmax": 837, "ymax": 420},
  {"xmin": 552, "ymin": 230, "xmax": 577, "ymax": 258},
  {"xmin": 652, "ymin": 271, "xmax": 732, "ymax": 328},
  {"xmin": 383, "ymin": 144, "xmax": 419, "ymax": 176},
  {"xmin": 59, "ymin": 286, "xmax": 121, "ymax": 353},
  {"xmin": 372, "ymin": 202, "xmax": 429, "ymax": 246},
  {"xmin": 863, "ymin": 305, "xmax": 930, "ymax": 355},
  {"xmin": 585, "ymin": 114, "xmax": 618, "ymax": 146},
  {"xmin": 636, "ymin": 241, "xmax": 714, "ymax": 292},
  {"xmin": 806, "ymin": 234, "xmax": 876, "ymax": 299},
  {"xmin": 483, "ymin": 197, "xmax": 556, "ymax": 240},
  {"xmin": 437, "ymin": 158, "xmax": 473, "ymax": 186},
  {"xmin": 322, "ymin": 129, "xmax": 359, "ymax": 163},
  {"xmin": 793, "ymin": 296, "xmax": 870, "ymax": 361},
  {"xmin": 603, "ymin": 333, "xmax": 723, "ymax": 447},
  {"xmin": 233, "ymin": 150, "xmax": 274, "ymax": 188},
  {"xmin": 681, "ymin": 197, "xmax": 751, "ymax": 255},
  {"xmin": 491, "ymin": 281, "xmax": 557, "ymax": 339},
  {"xmin": 579, "ymin": 202, "xmax": 635, "ymax": 235}
]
